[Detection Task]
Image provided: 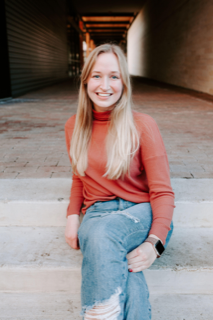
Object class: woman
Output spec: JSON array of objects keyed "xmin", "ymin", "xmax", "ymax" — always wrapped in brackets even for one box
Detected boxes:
[{"xmin": 65, "ymin": 44, "xmax": 174, "ymax": 320}]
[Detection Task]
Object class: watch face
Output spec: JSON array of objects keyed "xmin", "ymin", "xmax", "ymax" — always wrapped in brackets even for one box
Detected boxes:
[{"xmin": 155, "ymin": 240, "xmax": 165, "ymax": 255}]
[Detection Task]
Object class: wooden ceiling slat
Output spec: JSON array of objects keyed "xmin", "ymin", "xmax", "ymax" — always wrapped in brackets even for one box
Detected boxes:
[
  {"xmin": 86, "ymin": 24, "xmax": 129, "ymax": 28},
  {"xmin": 82, "ymin": 16, "xmax": 133, "ymax": 22},
  {"xmin": 85, "ymin": 21, "xmax": 131, "ymax": 25},
  {"xmin": 90, "ymin": 33, "xmax": 125, "ymax": 36},
  {"xmin": 82, "ymin": 13, "xmax": 134, "ymax": 17},
  {"xmin": 88, "ymin": 27, "xmax": 126, "ymax": 30}
]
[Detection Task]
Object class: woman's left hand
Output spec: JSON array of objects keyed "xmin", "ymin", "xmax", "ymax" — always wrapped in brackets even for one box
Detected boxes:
[{"xmin": 126, "ymin": 239, "xmax": 157, "ymax": 272}]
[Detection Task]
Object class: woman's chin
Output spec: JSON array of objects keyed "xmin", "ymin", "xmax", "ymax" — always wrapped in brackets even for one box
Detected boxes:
[{"xmin": 93, "ymin": 104, "xmax": 115, "ymax": 112}]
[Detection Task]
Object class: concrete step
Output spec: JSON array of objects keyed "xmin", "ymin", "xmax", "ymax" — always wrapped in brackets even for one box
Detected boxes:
[
  {"xmin": 1, "ymin": 226, "xmax": 213, "ymax": 294},
  {"xmin": 0, "ymin": 178, "xmax": 213, "ymax": 227},
  {"xmin": 0, "ymin": 292, "xmax": 213, "ymax": 320}
]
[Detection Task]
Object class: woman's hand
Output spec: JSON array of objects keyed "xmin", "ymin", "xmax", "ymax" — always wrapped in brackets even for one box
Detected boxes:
[
  {"xmin": 126, "ymin": 234, "xmax": 161, "ymax": 272},
  {"xmin": 65, "ymin": 214, "xmax": 80, "ymax": 250}
]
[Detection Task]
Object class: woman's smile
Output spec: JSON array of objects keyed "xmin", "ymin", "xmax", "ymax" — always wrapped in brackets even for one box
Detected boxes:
[
  {"xmin": 96, "ymin": 92, "xmax": 113, "ymax": 98},
  {"xmin": 96, "ymin": 93, "xmax": 112, "ymax": 96}
]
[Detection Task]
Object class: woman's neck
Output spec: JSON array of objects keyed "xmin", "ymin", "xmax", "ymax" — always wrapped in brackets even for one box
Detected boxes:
[{"xmin": 92, "ymin": 108, "xmax": 111, "ymax": 121}]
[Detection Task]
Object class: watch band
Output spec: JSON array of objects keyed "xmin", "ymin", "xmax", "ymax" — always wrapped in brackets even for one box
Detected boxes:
[{"xmin": 144, "ymin": 237, "xmax": 163, "ymax": 258}]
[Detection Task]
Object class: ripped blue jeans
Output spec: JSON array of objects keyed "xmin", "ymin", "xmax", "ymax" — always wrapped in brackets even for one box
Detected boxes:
[{"xmin": 77, "ymin": 198, "xmax": 173, "ymax": 320}]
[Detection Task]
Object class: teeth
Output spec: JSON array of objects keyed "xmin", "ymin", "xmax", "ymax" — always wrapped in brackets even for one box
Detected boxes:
[{"xmin": 97, "ymin": 93, "xmax": 111, "ymax": 97}]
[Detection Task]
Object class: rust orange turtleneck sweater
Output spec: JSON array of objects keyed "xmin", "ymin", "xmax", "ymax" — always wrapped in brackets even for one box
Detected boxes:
[{"xmin": 65, "ymin": 109, "xmax": 175, "ymax": 244}]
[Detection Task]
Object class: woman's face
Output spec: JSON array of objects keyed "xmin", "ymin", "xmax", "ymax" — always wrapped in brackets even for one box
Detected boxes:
[{"xmin": 87, "ymin": 52, "xmax": 123, "ymax": 112}]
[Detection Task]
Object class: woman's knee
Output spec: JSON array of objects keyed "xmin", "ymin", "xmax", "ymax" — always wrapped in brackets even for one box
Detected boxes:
[{"xmin": 79, "ymin": 221, "xmax": 114, "ymax": 253}]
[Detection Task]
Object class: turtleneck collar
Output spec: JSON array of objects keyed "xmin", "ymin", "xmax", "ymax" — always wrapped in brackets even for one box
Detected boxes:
[{"xmin": 92, "ymin": 108, "xmax": 112, "ymax": 121}]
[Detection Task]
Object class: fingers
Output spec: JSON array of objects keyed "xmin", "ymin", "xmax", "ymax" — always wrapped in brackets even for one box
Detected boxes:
[
  {"xmin": 127, "ymin": 254, "xmax": 145, "ymax": 264},
  {"xmin": 129, "ymin": 265, "xmax": 148, "ymax": 272},
  {"xmin": 126, "ymin": 242, "xmax": 157, "ymax": 272},
  {"xmin": 128, "ymin": 260, "xmax": 145, "ymax": 269},
  {"xmin": 128, "ymin": 260, "xmax": 149, "ymax": 271},
  {"xmin": 126, "ymin": 248, "xmax": 138, "ymax": 260},
  {"xmin": 65, "ymin": 236, "xmax": 80, "ymax": 250}
]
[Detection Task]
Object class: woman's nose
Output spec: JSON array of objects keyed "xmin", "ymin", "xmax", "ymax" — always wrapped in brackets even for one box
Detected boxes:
[{"xmin": 100, "ymin": 76, "xmax": 110, "ymax": 91}]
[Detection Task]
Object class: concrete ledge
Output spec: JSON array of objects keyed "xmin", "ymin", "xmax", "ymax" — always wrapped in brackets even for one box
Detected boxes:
[
  {"xmin": 0, "ymin": 292, "xmax": 213, "ymax": 320},
  {"xmin": 0, "ymin": 179, "xmax": 213, "ymax": 227},
  {"xmin": 1, "ymin": 226, "xmax": 213, "ymax": 294},
  {"xmin": 1, "ymin": 178, "xmax": 213, "ymax": 201},
  {"xmin": 1, "ymin": 200, "xmax": 213, "ymax": 227},
  {"xmin": 1, "ymin": 267, "xmax": 212, "ymax": 294}
]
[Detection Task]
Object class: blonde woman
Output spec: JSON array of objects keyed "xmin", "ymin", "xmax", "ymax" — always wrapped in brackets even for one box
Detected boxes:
[{"xmin": 65, "ymin": 44, "xmax": 174, "ymax": 320}]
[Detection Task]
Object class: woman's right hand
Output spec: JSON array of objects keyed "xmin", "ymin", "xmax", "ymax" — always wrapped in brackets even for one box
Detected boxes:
[{"xmin": 65, "ymin": 214, "xmax": 81, "ymax": 250}]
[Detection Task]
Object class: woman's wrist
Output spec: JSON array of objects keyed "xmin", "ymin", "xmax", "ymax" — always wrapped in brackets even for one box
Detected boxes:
[
  {"xmin": 148, "ymin": 234, "xmax": 163, "ymax": 244},
  {"xmin": 67, "ymin": 214, "xmax": 80, "ymax": 219},
  {"xmin": 145, "ymin": 234, "xmax": 165, "ymax": 258}
]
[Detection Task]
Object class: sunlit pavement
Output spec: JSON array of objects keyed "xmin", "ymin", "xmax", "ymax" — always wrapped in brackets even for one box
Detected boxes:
[{"xmin": 0, "ymin": 77, "xmax": 213, "ymax": 179}]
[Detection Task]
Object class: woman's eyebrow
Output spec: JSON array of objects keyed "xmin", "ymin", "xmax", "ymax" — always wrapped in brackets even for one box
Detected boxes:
[{"xmin": 91, "ymin": 71, "xmax": 120, "ymax": 74}]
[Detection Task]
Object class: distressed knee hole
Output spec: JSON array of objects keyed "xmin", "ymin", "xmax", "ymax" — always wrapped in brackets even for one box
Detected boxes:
[{"xmin": 84, "ymin": 288, "xmax": 121, "ymax": 320}]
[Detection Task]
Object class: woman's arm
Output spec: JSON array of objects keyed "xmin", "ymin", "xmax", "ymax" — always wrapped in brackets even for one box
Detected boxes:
[
  {"xmin": 66, "ymin": 173, "xmax": 84, "ymax": 217},
  {"xmin": 140, "ymin": 115, "xmax": 175, "ymax": 245},
  {"xmin": 65, "ymin": 174, "xmax": 84, "ymax": 249},
  {"xmin": 64, "ymin": 118, "xmax": 84, "ymax": 249},
  {"xmin": 65, "ymin": 118, "xmax": 84, "ymax": 217},
  {"xmin": 65, "ymin": 214, "xmax": 81, "ymax": 250},
  {"xmin": 126, "ymin": 115, "xmax": 175, "ymax": 272}
]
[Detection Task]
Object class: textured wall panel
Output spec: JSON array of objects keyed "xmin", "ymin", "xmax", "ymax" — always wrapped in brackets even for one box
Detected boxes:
[
  {"xmin": 128, "ymin": 0, "xmax": 213, "ymax": 95},
  {"xmin": 5, "ymin": 0, "xmax": 68, "ymax": 97}
]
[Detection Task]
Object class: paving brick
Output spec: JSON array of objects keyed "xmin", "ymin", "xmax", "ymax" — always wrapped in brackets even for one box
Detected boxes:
[
  {"xmin": 170, "ymin": 172, "xmax": 193, "ymax": 179},
  {"xmin": 25, "ymin": 161, "xmax": 46, "ymax": 167},
  {"xmin": 4, "ymin": 167, "xmax": 38, "ymax": 173},
  {"xmin": 16, "ymin": 172, "xmax": 52, "ymax": 179},
  {"xmin": 0, "ymin": 172, "xmax": 19, "ymax": 179},
  {"xmin": 3, "ymin": 162, "xmax": 28, "ymax": 167},
  {"xmin": 185, "ymin": 166, "xmax": 205, "ymax": 173},
  {"xmin": 36, "ymin": 166, "xmax": 71, "ymax": 173},
  {"xmin": 42, "ymin": 161, "xmax": 59, "ymax": 166},
  {"xmin": 2, "ymin": 157, "xmax": 18, "ymax": 162},
  {"xmin": 51, "ymin": 172, "xmax": 72, "ymax": 178},
  {"xmin": 191, "ymin": 172, "xmax": 213, "ymax": 179}
]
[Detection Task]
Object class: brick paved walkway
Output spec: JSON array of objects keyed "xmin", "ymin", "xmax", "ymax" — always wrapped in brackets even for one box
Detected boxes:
[{"xmin": 0, "ymin": 78, "xmax": 213, "ymax": 179}]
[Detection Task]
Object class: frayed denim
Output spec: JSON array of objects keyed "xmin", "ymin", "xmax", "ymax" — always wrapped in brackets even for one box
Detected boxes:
[{"xmin": 77, "ymin": 198, "xmax": 173, "ymax": 320}]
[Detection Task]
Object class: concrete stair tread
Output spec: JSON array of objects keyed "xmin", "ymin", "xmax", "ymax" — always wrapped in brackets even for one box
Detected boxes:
[
  {"xmin": 0, "ymin": 179, "xmax": 71, "ymax": 201},
  {"xmin": 0, "ymin": 292, "xmax": 213, "ymax": 320},
  {"xmin": 1, "ymin": 178, "xmax": 213, "ymax": 201},
  {"xmin": 0, "ymin": 226, "xmax": 213, "ymax": 270},
  {"xmin": 1, "ymin": 179, "xmax": 213, "ymax": 228}
]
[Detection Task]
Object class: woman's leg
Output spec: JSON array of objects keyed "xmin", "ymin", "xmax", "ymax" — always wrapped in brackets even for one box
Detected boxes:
[
  {"xmin": 124, "ymin": 220, "xmax": 174, "ymax": 320},
  {"xmin": 77, "ymin": 200, "xmax": 154, "ymax": 320},
  {"xmin": 124, "ymin": 272, "xmax": 151, "ymax": 320}
]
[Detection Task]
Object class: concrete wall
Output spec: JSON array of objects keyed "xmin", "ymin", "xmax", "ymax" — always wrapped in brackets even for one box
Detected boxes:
[{"xmin": 127, "ymin": 0, "xmax": 213, "ymax": 95}]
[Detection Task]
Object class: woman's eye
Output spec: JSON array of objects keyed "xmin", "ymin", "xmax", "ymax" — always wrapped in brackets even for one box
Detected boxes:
[
  {"xmin": 112, "ymin": 76, "xmax": 118, "ymax": 79},
  {"xmin": 93, "ymin": 75, "xmax": 100, "ymax": 79}
]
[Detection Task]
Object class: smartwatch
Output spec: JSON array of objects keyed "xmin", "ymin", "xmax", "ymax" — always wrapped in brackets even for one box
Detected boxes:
[{"xmin": 144, "ymin": 237, "xmax": 165, "ymax": 258}]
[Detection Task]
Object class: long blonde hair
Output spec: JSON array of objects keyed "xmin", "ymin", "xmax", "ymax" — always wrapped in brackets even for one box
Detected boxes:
[{"xmin": 70, "ymin": 43, "xmax": 139, "ymax": 180}]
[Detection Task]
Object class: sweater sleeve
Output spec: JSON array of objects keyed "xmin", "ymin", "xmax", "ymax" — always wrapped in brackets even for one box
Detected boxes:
[
  {"xmin": 65, "ymin": 118, "xmax": 84, "ymax": 217},
  {"xmin": 140, "ymin": 116, "xmax": 175, "ymax": 244}
]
